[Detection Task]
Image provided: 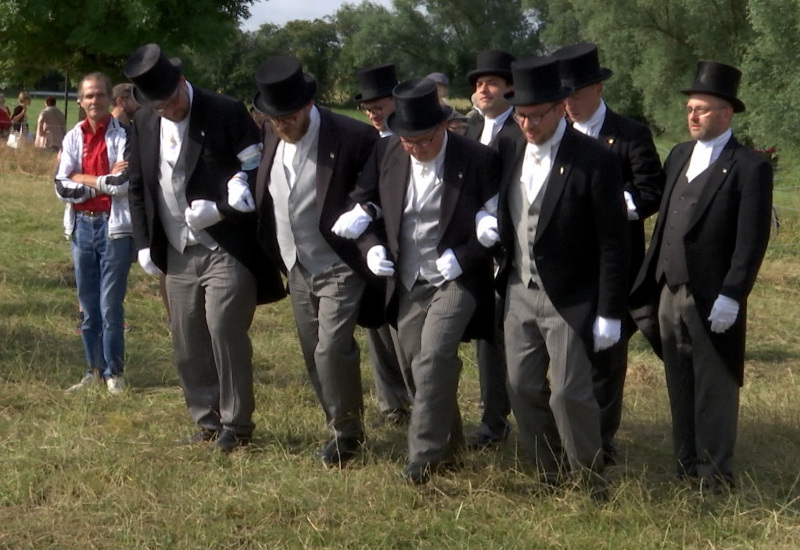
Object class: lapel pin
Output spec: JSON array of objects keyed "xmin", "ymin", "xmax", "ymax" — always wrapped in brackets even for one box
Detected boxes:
[
  {"xmin": 722, "ymin": 168, "xmax": 728, "ymax": 174},
  {"xmin": 608, "ymin": 138, "xmax": 614, "ymax": 145},
  {"xmin": 200, "ymin": 130, "xmax": 205, "ymax": 137},
  {"xmin": 458, "ymin": 172, "xmax": 463, "ymax": 179},
  {"xmin": 559, "ymin": 166, "xmax": 564, "ymax": 175},
  {"xmin": 330, "ymin": 152, "xmax": 335, "ymax": 159}
]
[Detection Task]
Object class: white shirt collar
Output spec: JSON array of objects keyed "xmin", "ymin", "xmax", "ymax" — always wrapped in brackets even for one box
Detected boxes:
[
  {"xmin": 480, "ymin": 106, "xmax": 513, "ymax": 145},
  {"xmin": 573, "ymin": 99, "xmax": 606, "ymax": 138},
  {"xmin": 410, "ymin": 128, "xmax": 448, "ymax": 175}
]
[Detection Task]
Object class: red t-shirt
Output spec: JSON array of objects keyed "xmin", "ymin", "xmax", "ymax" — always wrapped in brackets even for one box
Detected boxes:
[{"xmin": 74, "ymin": 115, "xmax": 112, "ymax": 212}]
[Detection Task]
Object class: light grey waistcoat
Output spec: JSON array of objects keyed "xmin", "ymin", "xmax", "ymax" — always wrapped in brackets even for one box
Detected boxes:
[
  {"xmin": 399, "ymin": 169, "xmax": 445, "ymax": 291},
  {"xmin": 269, "ymin": 139, "xmax": 340, "ymax": 274},
  {"xmin": 509, "ymin": 162, "xmax": 548, "ymax": 288}
]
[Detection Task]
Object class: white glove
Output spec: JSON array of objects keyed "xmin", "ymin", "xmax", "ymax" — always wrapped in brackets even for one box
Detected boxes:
[
  {"xmin": 593, "ymin": 316, "xmax": 621, "ymax": 352},
  {"xmin": 227, "ymin": 172, "xmax": 255, "ymax": 213},
  {"xmin": 185, "ymin": 200, "xmax": 222, "ymax": 232},
  {"xmin": 708, "ymin": 295, "xmax": 739, "ymax": 333},
  {"xmin": 366, "ymin": 245, "xmax": 395, "ymax": 277},
  {"xmin": 332, "ymin": 204, "xmax": 372, "ymax": 239},
  {"xmin": 436, "ymin": 248, "xmax": 463, "ymax": 281},
  {"xmin": 475, "ymin": 210, "xmax": 500, "ymax": 248},
  {"xmin": 624, "ymin": 191, "xmax": 639, "ymax": 221},
  {"xmin": 137, "ymin": 248, "xmax": 162, "ymax": 275}
]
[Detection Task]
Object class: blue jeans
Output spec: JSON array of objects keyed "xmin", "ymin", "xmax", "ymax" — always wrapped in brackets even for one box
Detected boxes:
[{"xmin": 71, "ymin": 212, "xmax": 132, "ymax": 379}]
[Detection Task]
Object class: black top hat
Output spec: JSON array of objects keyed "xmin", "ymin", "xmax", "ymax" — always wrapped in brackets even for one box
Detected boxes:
[
  {"xmin": 253, "ymin": 55, "xmax": 317, "ymax": 118},
  {"xmin": 555, "ymin": 42, "xmax": 613, "ymax": 90},
  {"xmin": 467, "ymin": 50, "xmax": 516, "ymax": 86},
  {"xmin": 505, "ymin": 56, "xmax": 572, "ymax": 106},
  {"xmin": 354, "ymin": 64, "xmax": 398, "ymax": 103},
  {"xmin": 386, "ymin": 78, "xmax": 453, "ymax": 137},
  {"xmin": 124, "ymin": 44, "xmax": 182, "ymax": 107},
  {"xmin": 681, "ymin": 60, "xmax": 745, "ymax": 113}
]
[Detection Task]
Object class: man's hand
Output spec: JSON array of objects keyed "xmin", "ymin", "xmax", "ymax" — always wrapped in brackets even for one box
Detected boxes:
[
  {"xmin": 593, "ymin": 316, "xmax": 621, "ymax": 352},
  {"xmin": 227, "ymin": 172, "xmax": 255, "ymax": 213},
  {"xmin": 708, "ymin": 295, "xmax": 739, "ymax": 333},
  {"xmin": 332, "ymin": 204, "xmax": 372, "ymax": 239},
  {"xmin": 436, "ymin": 248, "xmax": 463, "ymax": 281},
  {"xmin": 367, "ymin": 245, "xmax": 395, "ymax": 277},
  {"xmin": 137, "ymin": 248, "xmax": 162, "ymax": 275},
  {"xmin": 185, "ymin": 200, "xmax": 223, "ymax": 232},
  {"xmin": 475, "ymin": 210, "xmax": 500, "ymax": 248}
]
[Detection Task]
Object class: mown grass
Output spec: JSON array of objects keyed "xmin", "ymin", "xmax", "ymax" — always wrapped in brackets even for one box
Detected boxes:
[{"xmin": 1, "ymin": 143, "xmax": 800, "ymax": 548}]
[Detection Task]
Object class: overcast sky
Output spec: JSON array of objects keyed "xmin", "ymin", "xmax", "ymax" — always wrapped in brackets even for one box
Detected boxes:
[{"xmin": 241, "ymin": 0, "xmax": 394, "ymax": 31}]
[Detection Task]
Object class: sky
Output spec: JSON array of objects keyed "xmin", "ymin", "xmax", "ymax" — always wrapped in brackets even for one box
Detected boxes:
[{"xmin": 241, "ymin": 0, "xmax": 394, "ymax": 31}]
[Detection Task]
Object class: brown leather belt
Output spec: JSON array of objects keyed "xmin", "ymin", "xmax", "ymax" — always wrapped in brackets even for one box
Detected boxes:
[{"xmin": 76, "ymin": 210, "xmax": 110, "ymax": 217}]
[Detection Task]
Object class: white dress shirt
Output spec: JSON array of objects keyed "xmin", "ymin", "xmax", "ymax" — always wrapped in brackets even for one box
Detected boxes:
[
  {"xmin": 479, "ymin": 106, "xmax": 513, "ymax": 145},
  {"xmin": 685, "ymin": 128, "xmax": 732, "ymax": 182},
  {"xmin": 520, "ymin": 117, "xmax": 567, "ymax": 203}
]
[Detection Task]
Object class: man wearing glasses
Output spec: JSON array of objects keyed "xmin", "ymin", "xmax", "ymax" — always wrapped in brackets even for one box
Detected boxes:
[
  {"xmin": 124, "ymin": 44, "xmax": 285, "ymax": 453},
  {"xmin": 630, "ymin": 61, "xmax": 772, "ymax": 492},
  {"xmin": 253, "ymin": 55, "xmax": 379, "ymax": 468},
  {"xmin": 335, "ymin": 77, "xmax": 500, "ymax": 484},
  {"xmin": 476, "ymin": 56, "xmax": 628, "ymax": 494}
]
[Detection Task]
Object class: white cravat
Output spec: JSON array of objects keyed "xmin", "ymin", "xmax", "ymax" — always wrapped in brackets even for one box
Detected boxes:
[
  {"xmin": 572, "ymin": 100, "xmax": 606, "ymax": 138},
  {"xmin": 409, "ymin": 132, "xmax": 448, "ymax": 210},
  {"xmin": 280, "ymin": 105, "xmax": 321, "ymax": 188},
  {"xmin": 520, "ymin": 118, "xmax": 567, "ymax": 203},
  {"xmin": 685, "ymin": 128, "xmax": 732, "ymax": 182},
  {"xmin": 479, "ymin": 107, "xmax": 513, "ymax": 145}
]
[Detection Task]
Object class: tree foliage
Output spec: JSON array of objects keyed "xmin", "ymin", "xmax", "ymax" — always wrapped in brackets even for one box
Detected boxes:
[{"xmin": 0, "ymin": 0, "xmax": 254, "ymax": 87}]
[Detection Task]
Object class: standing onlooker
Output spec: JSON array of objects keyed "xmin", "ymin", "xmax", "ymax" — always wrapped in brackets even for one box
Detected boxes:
[
  {"xmin": 479, "ymin": 56, "xmax": 629, "ymax": 491},
  {"xmin": 554, "ymin": 42, "xmax": 665, "ymax": 466},
  {"xmin": 630, "ymin": 61, "xmax": 773, "ymax": 492},
  {"xmin": 0, "ymin": 93, "xmax": 10, "ymax": 116},
  {"xmin": 0, "ymin": 93, "xmax": 11, "ymax": 137},
  {"xmin": 464, "ymin": 49, "xmax": 519, "ymax": 450},
  {"xmin": 253, "ymin": 55, "xmax": 379, "ymax": 467},
  {"xmin": 337, "ymin": 78, "xmax": 500, "ymax": 484},
  {"xmin": 55, "ymin": 72, "xmax": 133, "ymax": 395},
  {"xmin": 11, "ymin": 91, "xmax": 31, "ymax": 140},
  {"xmin": 111, "ymin": 83, "xmax": 139, "ymax": 127},
  {"xmin": 125, "ymin": 43, "xmax": 285, "ymax": 453},
  {"xmin": 350, "ymin": 63, "xmax": 413, "ymax": 425},
  {"xmin": 35, "ymin": 96, "xmax": 67, "ymax": 151}
]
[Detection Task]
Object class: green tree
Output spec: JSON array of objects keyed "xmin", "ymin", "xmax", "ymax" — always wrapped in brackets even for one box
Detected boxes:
[{"xmin": 0, "ymin": 0, "xmax": 255, "ymax": 87}]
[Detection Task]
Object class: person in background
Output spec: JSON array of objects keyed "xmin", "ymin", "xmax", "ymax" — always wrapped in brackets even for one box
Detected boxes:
[
  {"xmin": 35, "ymin": 96, "xmax": 67, "ymax": 151},
  {"xmin": 11, "ymin": 91, "xmax": 32, "ymax": 141},
  {"xmin": 425, "ymin": 72, "xmax": 450, "ymax": 105},
  {"xmin": 111, "ymin": 83, "xmax": 139, "ymax": 127}
]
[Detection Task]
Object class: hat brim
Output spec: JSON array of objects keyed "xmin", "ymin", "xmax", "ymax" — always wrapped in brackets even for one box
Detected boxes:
[
  {"xmin": 386, "ymin": 105, "xmax": 453, "ymax": 137},
  {"xmin": 467, "ymin": 69, "xmax": 513, "ymax": 87},
  {"xmin": 562, "ymin": 68, "xmax": 613, "ymax": 90},
  {"xmin": 504, "ymin": 86, "xmax": 572, "ymax": 106},
  {"xmin": 129, "ymin": 58, "xmax": 182, "ymax": 108},
  {"xmin": 253, "ymin": 75, "xmax": 317, "ymax": 118},
  {"xmin": 354, "ymin": 88, "xmax": 395, "ymax": 103},
  {"xmin": 681, "ymin": 89, "xmax": 745, "ymax": 113}
]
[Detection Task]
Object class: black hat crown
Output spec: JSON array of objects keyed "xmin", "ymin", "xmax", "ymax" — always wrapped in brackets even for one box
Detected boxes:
[
  {"xmin": 505, "ymin": 56, "xmax": 572, "ymax": 106},
  {"xmin": 681, "ymin": 60, "xmax": 745, "ymax": 113},
  {"xmin": 354, "ymin": 64, "xmax": 398, "ymax": 102},
  {"xmin": 386, "ymin": 78, "xmax": 453, "ymax": 137},
  {"xmin": 555, "ymin": 42, "xmax": 613, "ymax": 90},
  {"xmin": 467, "ymin": 49, "xmax": 516, "ymax": 86},
  {"xmin": 253, "ymin": 55, "xmax": 317, "ymax": 118},
  {"xmin": 124, "ymin": 43, "xmax": 181, "ymax": 107}
]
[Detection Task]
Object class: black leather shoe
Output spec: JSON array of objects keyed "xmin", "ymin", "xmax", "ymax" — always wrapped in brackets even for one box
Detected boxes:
[
  {"xmin": 403, "ymin": 461, "xmax": 460, "ymax": 485},
  {"xmin": 215, "ymin": 429, "xmax": 251, "ymax": 453},
  {"xmin": 177, "ymin": 429, "xmax": 220, "ymax": 445},
  {"xmin": 320, "ymin": 436, "xmax": 364, "ymax": 468},
  {"xmin": 466, "ymin": 424, "xmax": 511, "ymax": 450}
]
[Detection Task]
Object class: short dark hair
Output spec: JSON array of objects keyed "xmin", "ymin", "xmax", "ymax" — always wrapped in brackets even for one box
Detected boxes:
[{"xmin": 45, "ymin": 96, "xmax": 56, "ymax": 106}]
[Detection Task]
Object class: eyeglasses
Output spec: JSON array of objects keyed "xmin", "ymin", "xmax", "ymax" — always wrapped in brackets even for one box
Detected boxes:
[
  {"xmin": 513, "ymin": 103, "xmax": 558, "ymax": 126},
  {"xmin": 153, "ymin": 86, "xmax": 181, "ymax": 116},
  {"xmin": 267, "ymin": 110, "xmax": 303, "ymax": 127},
  {"xmin": 399, "ymin": 126, "xmax": 441, "ymax": 150},
  {"xmin": 358, "ymin": 105, "xmax": 383, "ymax": 116},
  {"xmin": 684, "ymin": 105, "xmax": 726, "ymax": 117}
]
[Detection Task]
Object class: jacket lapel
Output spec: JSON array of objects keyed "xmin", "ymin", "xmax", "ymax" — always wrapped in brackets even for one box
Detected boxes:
[
  {"xmin": 687, "ymin": 138, "xmax": 738, "ymax": 231},
  {"xmin": 534, "ymin": 128, "xmax": 575, "ymax": 243},
  {"xmin": 315, "ymin": 108, "xmax": 336, "ymax": 216},
  {"xmin": 382, "ymin": 143, "xmax": 410, "ymax": 250},
  {"xmin": 182, "ymin": 87, "xmax": 205, "ymax": 186},
  {"xmin": 438, "ymin": 133, "xmax": 462, "ymax": 240},
  {"xmin": 142, "ymin": 111, "xmax": 161, "ymax": 194},
  {"xmin": 256, "ymin": 129, "xmax": 280, "ymax": 206},
  {"xmin": 597, "ymin": 108, "xmax": 621, "ymax": 150}
]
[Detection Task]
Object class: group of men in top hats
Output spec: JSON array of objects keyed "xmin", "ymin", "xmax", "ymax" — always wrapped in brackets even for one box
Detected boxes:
[{"xmin": 58, "ymin": 38, "xmax": 771, "ymax": 490}]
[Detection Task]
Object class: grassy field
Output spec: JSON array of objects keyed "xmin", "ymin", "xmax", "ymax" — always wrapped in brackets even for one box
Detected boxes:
[{"xmin": 1, "ymin": 143, "xmax": 800, "ymax": 549}]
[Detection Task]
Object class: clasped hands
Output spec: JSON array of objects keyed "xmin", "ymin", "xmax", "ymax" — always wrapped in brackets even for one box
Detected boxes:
[{"xmin": 367, "ymin": 246, "xmax": 462, "ymax": 281}]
